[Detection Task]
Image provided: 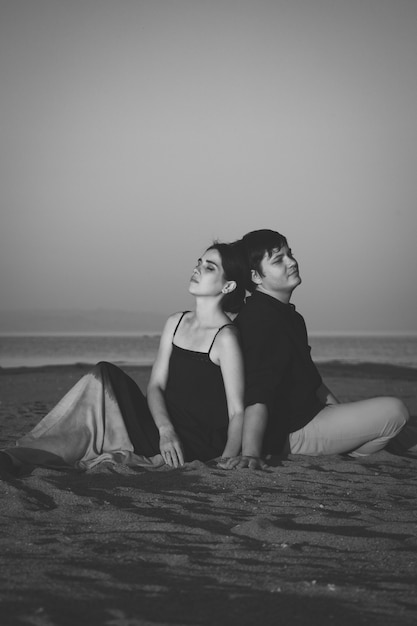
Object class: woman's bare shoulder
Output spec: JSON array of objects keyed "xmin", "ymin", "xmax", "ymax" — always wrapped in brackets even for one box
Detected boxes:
[
  {"xmin": 162, "ymin": 311, "xmax": 190, "ymax": 333},
  {"xmin": 215, "ymin": 323, "xmax": 240, "ymax": 347}
]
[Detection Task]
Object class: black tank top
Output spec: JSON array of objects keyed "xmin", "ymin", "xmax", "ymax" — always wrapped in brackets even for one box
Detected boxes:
[{"xmin": 164, "ymin": 312, "xmax": 235, "ymax": 461}]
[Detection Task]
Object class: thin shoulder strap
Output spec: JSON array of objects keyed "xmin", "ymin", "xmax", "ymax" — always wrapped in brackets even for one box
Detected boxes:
[
  {"xmin": 207, "ymin": 323, "xmax": 235, "ymax": 357},
  {"xmin": 172, "ymin": 311, "xmax": 190, "ymax": 342}
]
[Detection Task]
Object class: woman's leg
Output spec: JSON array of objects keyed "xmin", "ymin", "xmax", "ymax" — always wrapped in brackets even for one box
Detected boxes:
[{"xmin": 289, "ymin": 397, "xmax": 409, "ymax": 456}]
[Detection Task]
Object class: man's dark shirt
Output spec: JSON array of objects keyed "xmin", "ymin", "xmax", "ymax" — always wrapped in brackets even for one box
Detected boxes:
[{"xmin": 235, "ymin": 290, "xmax": 324, "ymax": 453}]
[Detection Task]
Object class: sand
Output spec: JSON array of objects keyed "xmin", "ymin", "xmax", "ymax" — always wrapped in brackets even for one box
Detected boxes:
[{"xmin": 0, "ymin": 362, "xmax": 416, "ymax": 626}]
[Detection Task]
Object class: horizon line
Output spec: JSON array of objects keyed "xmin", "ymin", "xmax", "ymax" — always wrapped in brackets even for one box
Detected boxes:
[{"xmin": 1, "ymin": 330, "xmax": 417, "ymax": 337}]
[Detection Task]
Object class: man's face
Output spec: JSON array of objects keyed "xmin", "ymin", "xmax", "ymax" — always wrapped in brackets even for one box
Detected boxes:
[{"xmin": 252, "ymin": 245, "xmax": 301, "ymax": 302}]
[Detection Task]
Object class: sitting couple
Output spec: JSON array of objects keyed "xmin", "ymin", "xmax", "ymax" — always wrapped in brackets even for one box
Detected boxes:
[{"xmin": 0, "ymin": 229, "xmax": 412, "ymax": 475}]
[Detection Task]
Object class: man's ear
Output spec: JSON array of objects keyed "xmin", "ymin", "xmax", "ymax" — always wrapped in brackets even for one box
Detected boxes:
[{"xmin": 251, "ymin": 269, "xmax": 262, "ymax": 285}]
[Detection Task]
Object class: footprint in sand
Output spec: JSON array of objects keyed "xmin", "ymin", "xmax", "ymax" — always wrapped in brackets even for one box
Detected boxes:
[{"xmin": 231, "ymin": 515, "xmax": 288, "ymax": 544}]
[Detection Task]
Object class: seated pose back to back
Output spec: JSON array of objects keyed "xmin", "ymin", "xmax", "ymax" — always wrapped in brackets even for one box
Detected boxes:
[
  {"xmin": 229, "ymin": 229, "xmax": 410, "ymax": 469},
  {"xmin": 1, "ymin": 242, "xmax": 248, "ymax": 474}
]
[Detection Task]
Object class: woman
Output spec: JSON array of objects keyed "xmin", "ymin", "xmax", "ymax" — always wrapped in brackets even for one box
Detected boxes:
[{"xmin": 1, "ymin": 242, "xmax": 248, "ymax": 474}]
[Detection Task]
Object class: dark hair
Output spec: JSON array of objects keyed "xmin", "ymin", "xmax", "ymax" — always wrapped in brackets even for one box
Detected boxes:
[
  {"xmin": 238, "ymin": 229, "xmax": 288, "ymax": 293},
  {"xmin": 207, "ymin": 242, "xmax": 250, "ymax": 314}
]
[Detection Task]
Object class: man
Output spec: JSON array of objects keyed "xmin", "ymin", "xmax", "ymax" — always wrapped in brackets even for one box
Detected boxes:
[{"xmin": 230, "ymin": 229, "xmax": 409, "ymax": 469}]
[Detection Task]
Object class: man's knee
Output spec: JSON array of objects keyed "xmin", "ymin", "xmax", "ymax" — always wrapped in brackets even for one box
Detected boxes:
[{"xmin": 384, "ymin": 397, "xmax": 409, "ymax": 429}]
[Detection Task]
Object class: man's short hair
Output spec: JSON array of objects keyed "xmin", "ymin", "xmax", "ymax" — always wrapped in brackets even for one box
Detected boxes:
[{"xmin": 239, "ymin": 229, "xmax": 288, "ymax": 292}]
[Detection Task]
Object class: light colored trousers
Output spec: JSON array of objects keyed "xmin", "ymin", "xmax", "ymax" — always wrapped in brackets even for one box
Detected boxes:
[{"xmin": 288, "ymin": 397, "xmax": 410, "ymax": 456}]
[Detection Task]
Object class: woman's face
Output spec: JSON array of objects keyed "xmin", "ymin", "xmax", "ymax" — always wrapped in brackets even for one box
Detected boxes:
[{"xmin": 189, "ymin": 248, "xmax": 228, "ymax": 297}]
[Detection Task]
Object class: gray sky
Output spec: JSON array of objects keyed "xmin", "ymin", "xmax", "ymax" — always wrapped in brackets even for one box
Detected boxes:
[{"xmin": 1, "ymin": 0, "xmax": 416, "ymax": 332}]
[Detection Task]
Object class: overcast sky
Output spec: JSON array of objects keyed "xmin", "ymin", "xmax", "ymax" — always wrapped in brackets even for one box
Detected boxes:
[{"xmin": 1, "ymin": 0, "xmax": 416, "ymax": 332}]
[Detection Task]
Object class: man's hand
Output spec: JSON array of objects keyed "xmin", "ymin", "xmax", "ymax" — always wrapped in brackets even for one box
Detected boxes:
[
  {"xmin": 217, "ymin": 455, "xmax": 268, "ymax": 470},
  {"xmin": 159, "ymin": 426, "xmax": 184, "ymax": 467}
]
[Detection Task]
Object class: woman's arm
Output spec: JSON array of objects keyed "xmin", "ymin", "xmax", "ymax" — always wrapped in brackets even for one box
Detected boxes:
[
  {"xmin": 147, "ymin": 313, "xmax": 185, "ymax": 467},
  {"xmin": 213, "ymin": 326, "xmax": 245, "ymax": 459},
  {"xmin": 225, "ymin": 317, "xmax": 289, "ymax": 470},
  {"xmin": 219, "ymin": 403, "xmax": 269, "ymax": 470}
]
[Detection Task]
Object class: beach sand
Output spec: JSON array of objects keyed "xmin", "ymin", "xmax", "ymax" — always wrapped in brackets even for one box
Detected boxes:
[{"xmin": 0, "ymin": 363, "xmax": 416, "ymax": 626}]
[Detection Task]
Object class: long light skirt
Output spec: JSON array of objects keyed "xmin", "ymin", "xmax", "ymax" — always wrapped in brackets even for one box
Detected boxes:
[{"xmin": 3, "ymin": 362, "xmax": 164, "ymax": 471}]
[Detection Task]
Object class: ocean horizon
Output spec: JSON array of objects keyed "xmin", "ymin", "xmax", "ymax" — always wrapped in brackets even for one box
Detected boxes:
[{"xmin": 1, "ymin": 332, "xmax": 417, "ymax": 370}]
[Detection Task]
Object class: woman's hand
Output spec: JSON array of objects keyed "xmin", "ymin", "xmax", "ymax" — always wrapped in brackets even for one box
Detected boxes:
[
  {"xmin": 216, "ymin": 456, "xmax": 240, "ymax": 469},
  {"xmin": 217, "ymin": 455, "xmax": 268, "ymax": 470},
  {"xmin": 159, "ymin": 426, "xmax": 185, "ymax": 468}
]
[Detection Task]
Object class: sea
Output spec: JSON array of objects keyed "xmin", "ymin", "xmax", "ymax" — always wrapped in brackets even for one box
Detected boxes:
[{"xmin": 1, "ymin": 332, "xmax": 417, "ymax": 370}]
